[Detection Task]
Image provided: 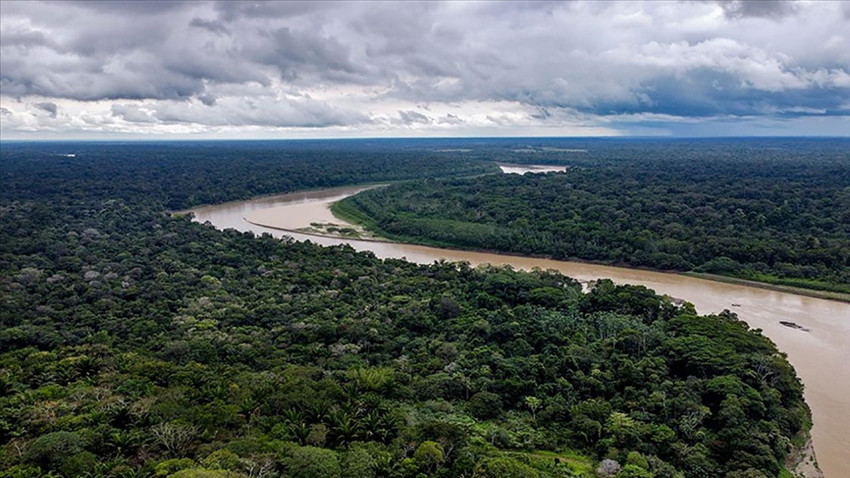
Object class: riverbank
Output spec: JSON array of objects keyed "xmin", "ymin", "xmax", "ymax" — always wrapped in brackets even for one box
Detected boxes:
[
  {"xmin": 333, "ymin": 198, "xmax": 850, "ymax": 304},
  {"xmin": 180, "ymin": 177, "xmax": 848, "ymax": 304},
  {"xmin": 684, "ymin": 272, "xmax": 850, "ymax": 304},
  {"xmin": 242, "ymin": 216, "xmax": 391, "ymax": 243},
  {"xmin": 787, "ymin": 432, "xmax": 824, "ymax": 478},
  {"xmin": 170, "ymin": 181, "xmax": 390, "ymax": 216}
]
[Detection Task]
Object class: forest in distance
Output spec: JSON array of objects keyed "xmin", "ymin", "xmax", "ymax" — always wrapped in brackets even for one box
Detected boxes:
[
  {"xmin": 0, "ymin": 139, "xmax": 836, "ymax": 478},
  {"xmin": 336, "ymin": 139, "xmax": 850, "ymax": 296}
]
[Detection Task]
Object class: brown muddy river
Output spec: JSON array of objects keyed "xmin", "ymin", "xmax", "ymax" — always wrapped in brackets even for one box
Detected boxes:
[{"xmin": 187, "ymin": 185, "xmax": 850, "ymax": 477}]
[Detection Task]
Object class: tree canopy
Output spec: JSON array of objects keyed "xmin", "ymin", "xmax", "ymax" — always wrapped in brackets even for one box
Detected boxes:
[
  {"xmin": 337, "ymin": 139, "xmax": 850, "ymax": 294},
  {"xmin": 0, "ymin": 140, "xmax": 817, "ymax": 477}
]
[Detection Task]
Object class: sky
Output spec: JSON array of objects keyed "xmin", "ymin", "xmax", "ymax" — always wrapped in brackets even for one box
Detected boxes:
[{"xmin": 1, "ymin": 0, "xmax": 848, "ymax": 139}]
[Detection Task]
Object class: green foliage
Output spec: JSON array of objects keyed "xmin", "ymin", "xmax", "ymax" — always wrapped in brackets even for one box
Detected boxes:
[
  {"xmin": 339, "ymin": 140, "xmax": 850, "ymax": 293},
  {"xmin": 472, "ymin": 456, "xmax": 543, "ymax": 478},
  {"xmin": 0, "ymin": 465, "xmax": 48, "ymax": 478},
  {"xmin": 616, "ymin": 464, "xmax": 655, "ymax": 478},
  {"xmin": 413, "ymin": 441, "xmax": 445, "ymax": 471},
  {"xmin": 341, "ymin": 445, "xmax": 383, "ymax": 478},
  {"xmin": 59, "ymin": 452, "xmax": 97, "ymax": 477},
  {"xmin": 347, "ymin": 367, "xmax": 395, "ymax": 392},
  {"xmin": 0, "ymin": 139, "xmax": 818, "ymax": 477},
  {"xmin": 283, "ymin": 445, "xmax": 341, "ymax": 478},
  {"xmin": 0, "ymin": 141, "xmax": 499, "ymax": 211},
  {"xmin": 626, "ymin": 451, "xmax": 649, "ymax": 470},
  {"xmin": 169, "ymin": 470, "xmax": 239, "ymax": 478},
  {"xmin": 469, "ymin": 392, "xmax": 503, "ymax": 419},
  {"xmin": 23, "ymin": 431, "xmax": 83, "ymax": 471},
  {"xmin": 155, "ymin": 458, "xmax": 197, "ymax": 476},
  {"xmin": 201, "ymin": 449, "xmax": 241, "ymax": 470}
]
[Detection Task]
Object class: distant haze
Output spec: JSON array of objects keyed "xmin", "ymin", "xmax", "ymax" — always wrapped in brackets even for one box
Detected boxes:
[{"xmin": 1, "ymin": 1, "xmax": 848, "ymax": 139}]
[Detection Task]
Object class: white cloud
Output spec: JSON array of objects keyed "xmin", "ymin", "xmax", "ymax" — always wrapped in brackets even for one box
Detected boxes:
[{"xmin": 1, "ymin": 0, "xmax": 848, "ymax": 138}]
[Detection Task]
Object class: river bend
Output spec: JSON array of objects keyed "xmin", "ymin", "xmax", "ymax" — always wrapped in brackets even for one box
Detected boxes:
[{"xmin": 187, "ymin": 185, "xmax": 849, "ymax": 477}]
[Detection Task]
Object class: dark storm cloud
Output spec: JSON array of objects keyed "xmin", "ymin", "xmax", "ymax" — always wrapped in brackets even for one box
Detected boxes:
[
  {"xmin": 0, "ymin": 54, "xmax": 206, "ymax": 102},
  {"xmin": 67, "ymin": 1, "xmax": 196, "ymax": 15},
  {"xmin": 156, "ymin": 98, "xmax": 370, "ymax": 128},
  {"xmin": 111, "ymin": 104, "xmax": 156, "ymax": 123},
  {"xmin": 108, "ymin": 95, "xmax": 370, "ymax": 129},
  {"xmin": 0, "ymin": 0, "xmax": 370, "ymax": 103},
  {"xmin": 1, "ymin": 3, "xmax": 205, "ymax": 101},
  {"xmin": 197, "ymin": 94, "xmax": 217, "ymax": 106},
  {"xmin": 1, "ymin": 0, "xmax": 848, "ymax": 136},
  {"xmin": 34, "ymin": 101, "xmax": 57, "ymax": 118},
  {"xmin": 258, "ymin": 27, "xmax": 360, "ymax": 76},
  {"xmin": 437, "ymin": 113, "xmax": 465, "ymax": 125},
  {"xmin": 718, "ymin": 0, "xmax": 797, "ymax": 19},
  {"xmin": 396, "ymin": 110, "xmax": 431, "ymax": 125},
  {"xmin": 0, "ymin": 26, "xmax": 57, "ymax": 49},
  {"xmin": 531, "ymin": 107, "xmax": 553, "ymax": 120},
  {"xmin": 212, "ymin": 1, "xmax": 329, "ymax": 21},
  {"xmin": 189, "ymin": 17, "xmax": 229, "ymax": 35},
  {"xmin": 583, "ymin": 71, "xmax": 850, "ymax": 118}
]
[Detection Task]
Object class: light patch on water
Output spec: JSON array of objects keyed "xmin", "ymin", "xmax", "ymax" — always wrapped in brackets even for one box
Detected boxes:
[{"xmin": 499, "ymin": 163, "xmax": 567, "ymax": 174}]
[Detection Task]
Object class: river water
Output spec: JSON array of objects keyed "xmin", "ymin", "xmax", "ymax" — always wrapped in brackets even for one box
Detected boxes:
[
  {"xmin": 498, "ymin": 163, "xmax": 568, "ymax": 174},
  {"xmin": 187, "ymin": 184, "xmax": 849, "ymax": 477}
]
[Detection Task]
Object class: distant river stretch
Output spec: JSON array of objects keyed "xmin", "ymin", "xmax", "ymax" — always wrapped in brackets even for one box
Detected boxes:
[{"xmin": 187, "ymin": 180, "xmax": 849, "ymax": 478}]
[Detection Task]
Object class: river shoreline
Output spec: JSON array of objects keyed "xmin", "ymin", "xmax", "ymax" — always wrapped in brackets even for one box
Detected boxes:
[
  {"xmin": 334, "ymin": 202, "xmax": 850, "ymax": 304},
  {"xmin": 181, "ymin": 183, "xmax": 848, "ymax": 304},
  {"xmin": 178, "ymin": 182, "xmax": 848, "ymax": 304},
  {"xmin": 251, "ymin": 209, "xmax": 850, "ymax": 305},
  {"xmin": 682, "ymin": 272, "xmax": 850, "ymax": 304},
  {"xmin": 224, "ymin": 186, "xmax": 848, "ymax": 304},
  {"xmin": 170, "ymin": 181, "xmax": 391, "ymax": 216}
]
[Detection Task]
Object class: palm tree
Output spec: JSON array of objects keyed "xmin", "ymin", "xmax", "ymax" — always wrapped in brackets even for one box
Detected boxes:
[{"xmin": 329, "ymin": 410, "xmax": 359, "ymax": 447}]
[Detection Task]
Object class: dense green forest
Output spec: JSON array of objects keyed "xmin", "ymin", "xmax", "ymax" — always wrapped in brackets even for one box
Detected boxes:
[
  {"xmin": 1, "ymin": 141, "xmax": 814, "ymax": 477},
  {"xmin": 0, "ymin": 141, "xmax": 499, "ymax": 210},
  {"xmin": 336, "ymin": 142, "xmax": 850, "ymax": 294}
]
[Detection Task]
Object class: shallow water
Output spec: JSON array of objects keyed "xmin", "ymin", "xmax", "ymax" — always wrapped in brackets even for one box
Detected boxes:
[
  {"xmin": 188, "ymin": 185, "xmax": 849, "ymax": 477},
  {"xmin": 498, "ymin": 163, "xmax": 568, "ymax": 174}
]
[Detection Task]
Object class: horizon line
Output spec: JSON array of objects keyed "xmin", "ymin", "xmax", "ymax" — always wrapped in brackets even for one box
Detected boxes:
[{"xmin": 3, "ymin": 135, "xmax": 849, "ymax": 143}]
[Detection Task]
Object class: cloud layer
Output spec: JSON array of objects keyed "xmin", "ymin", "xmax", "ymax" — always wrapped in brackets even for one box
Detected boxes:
[{"xmin": 1, "ymin": 1, "xmax": 848, "ymax": 138}]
